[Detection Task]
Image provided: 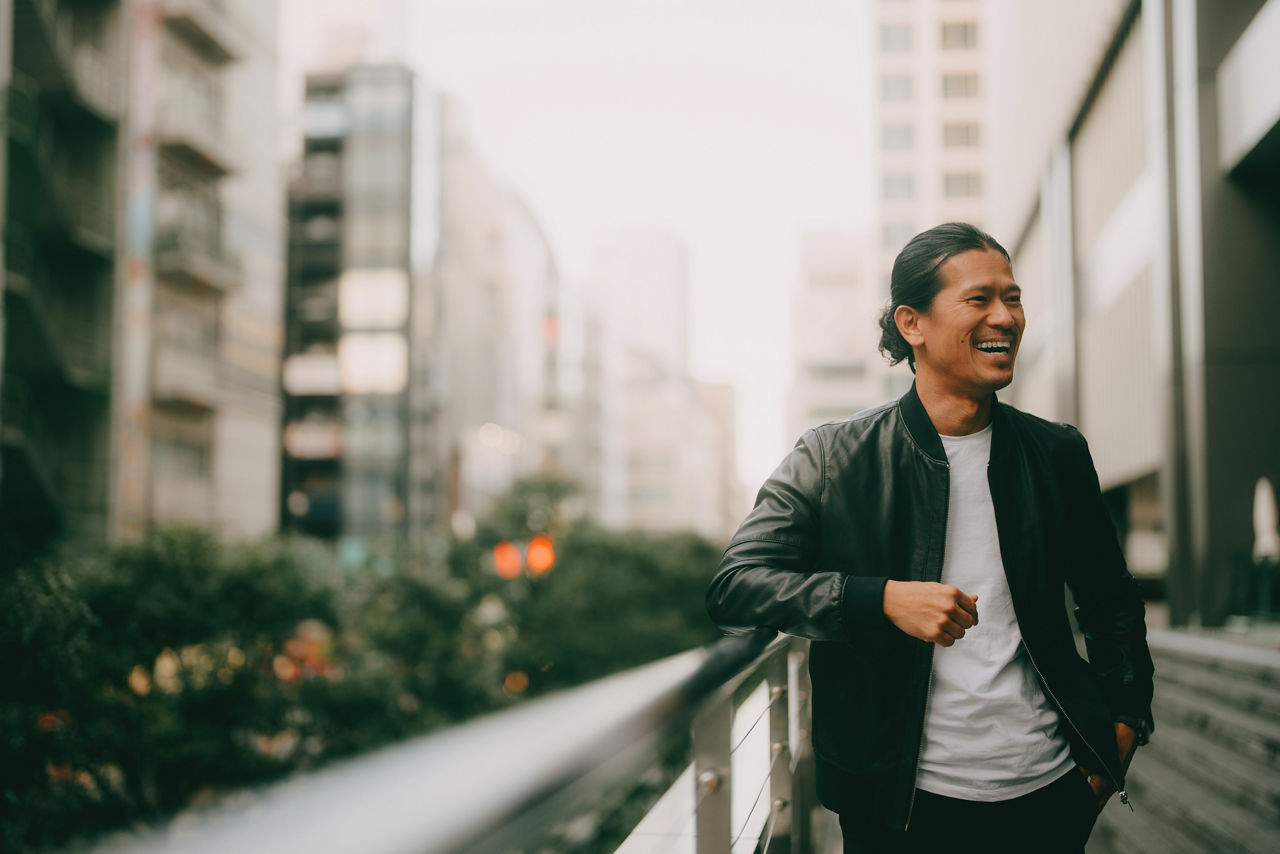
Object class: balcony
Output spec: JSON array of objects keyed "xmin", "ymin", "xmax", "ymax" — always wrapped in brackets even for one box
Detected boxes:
[
  {"xmin": 4, "ymin": 222, "xmax": 112, "ymax": 391},
  {"xmin": 152, "ymin": 339, "xmax": 220, "ymax": 412},
  {"xmin": 154, "ymin": 220, "xmax": 242, "ymax": 294},
  {"xmin": 291, "ymin": 239, "xmax": 341, "ymax": 274},
  {"xmin": 284, "ymin": 418, "xmax": 342, "ymax": 460},
  {"xmin": 1, "ymin": 374, "xmax": 66, "ymax": 525},
  {"xmin": 5, "ymin": 80, "xmax": 116, "ymax": 256},
  {"xmin": 155, "ymin": 99, "xmax": 238, "ymax": 177},
  {"xmin": 289, "ymin": 171, "xmax": 343, "ymax": 206},
  {"xmin": 13, "ymin": 0, "xmax": 123, "ymax": 122},
  {"xmin": 69, "ymin": 43, "xmax": 123, "ymax": 120},
  {"xmin": 159, "ymin": 0, "xmax": 243, "ymax": 64},
  {"xmin": 150, "ymin": 469, "xmax": 213, "ymax": 526}
]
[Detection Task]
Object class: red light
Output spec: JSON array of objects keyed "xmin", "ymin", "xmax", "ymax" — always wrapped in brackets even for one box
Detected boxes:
[
  {"xmin": 493, "ymin": 541, "xmax": 523, "ymax": 578},
  {"xmin": 527, "ymin": 534, "xmax": 555, "ymax": 574}
]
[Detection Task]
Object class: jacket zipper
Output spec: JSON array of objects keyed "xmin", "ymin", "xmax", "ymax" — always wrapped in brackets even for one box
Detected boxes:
[
  {"xmin": 904, "ymin": 655, "xmax": 935, "ymax": 829},
  {"xmin": 1021, "ymin": 640, "xmax": 1132, "ymax": 811},
  {"xmin": 905, "ymin": 460, "xmax": 948, "ymax": 831}
]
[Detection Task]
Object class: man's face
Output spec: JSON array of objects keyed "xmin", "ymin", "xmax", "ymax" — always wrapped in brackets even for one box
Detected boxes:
[{"xmin": 907, "ymin": 248, "xmax": 1024, "ymax": 399}]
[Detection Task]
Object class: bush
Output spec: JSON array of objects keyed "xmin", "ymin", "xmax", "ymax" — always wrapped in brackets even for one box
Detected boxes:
[
  {"xmin": 0, "ymin": 478, "xmax": 724, "ymax": 852},
  {"xmin": 0, "ymin": 529, "xmax": 502, "ymax": 852}
]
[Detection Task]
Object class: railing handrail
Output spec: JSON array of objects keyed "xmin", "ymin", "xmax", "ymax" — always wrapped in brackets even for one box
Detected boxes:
[{"xmin": 86, "ymin": 628, "xmax": 782, "ymax": 854}]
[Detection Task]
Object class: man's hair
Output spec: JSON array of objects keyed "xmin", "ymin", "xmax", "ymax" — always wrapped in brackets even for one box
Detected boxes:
[{"xmin": 877, "ymin": 222, "xmax": 1011, "ymax": 373}]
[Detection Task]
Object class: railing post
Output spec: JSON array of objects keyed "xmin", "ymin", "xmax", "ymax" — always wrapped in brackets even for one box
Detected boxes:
[
  {"xmin": 693, "ymin": 691, "xmax": 732, "ymax": 854},
  {"xmin": 767, "ymin": 644, "xmax": 794, "ymax": 853},
  {"xmin": 789, "ymin": 640, "xmax": 815, "ymax": 853}
]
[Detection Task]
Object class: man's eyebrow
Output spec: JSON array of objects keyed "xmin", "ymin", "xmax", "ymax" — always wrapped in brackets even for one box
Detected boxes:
[{"xmin": 959, "ymin": 282, "xmax": 1020, "ymax": 295}]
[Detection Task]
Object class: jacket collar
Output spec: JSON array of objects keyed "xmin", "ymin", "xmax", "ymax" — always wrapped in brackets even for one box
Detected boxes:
[{"xmin": 898, "ymin": 382, "xmax": 1013, "ymax": 465}]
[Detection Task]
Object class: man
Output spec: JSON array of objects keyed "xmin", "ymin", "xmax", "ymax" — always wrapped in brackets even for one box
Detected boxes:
[{"xmin": 706, "ymin": 223, "xmax": 1154, "ymax": 853}]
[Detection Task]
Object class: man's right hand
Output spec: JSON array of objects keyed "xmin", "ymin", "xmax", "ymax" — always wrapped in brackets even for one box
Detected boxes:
[{"xmin": 882, "ymin": 581, "xmax": 979, "ymax": 646}]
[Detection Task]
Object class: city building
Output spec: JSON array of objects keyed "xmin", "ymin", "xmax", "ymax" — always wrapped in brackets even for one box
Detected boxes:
[
  {"xmin": 280, "ymin": 65, "xmax": 423, "ymax": 547},
  {"xmin": 874, "ymin": 0, "xmax": 988, "ymax": 266},
  {"xmin": 788, "ymin": 230, "xmax": 885, "ymax": 440},
  {"xmin": 586, "ymin": 230, "xmax": 739, "ymax": 542},
  {"xmin": 3, "ymin": 0, "xmax": 281, "ymax": 563},
  {"xmin": 803, "ymin": 0, "xmax": 994, "ymax": 433},
  {"xmin": 988, "ymin": 0, "xmax": 1280, "ymax": 626},
  {"xmin": 2, "ymin": 0, "xmax": 126, "ymax": 566},
  {"xmin": 111, "ymin": 0, "xmax": 283, "ymax": 540},
  {"xmin": 432, "ymin": 97, "xmax": 564, "ymax": 535}
]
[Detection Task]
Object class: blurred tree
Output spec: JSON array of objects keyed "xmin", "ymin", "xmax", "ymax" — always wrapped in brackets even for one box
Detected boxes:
[
  {"xmin": 0, "ymin": 475, "xmax": 724, "ymax": 852},
  {"xmin": 464, "ymin": 474, "xmax": 722, "ymax": 697},
  {"xmin": 497, "ymin": 525, "xmax": 722, "ymax": 696},
  {"xmin": 0, "ymin": 529, "xmax": 503, "ymax": 853}
]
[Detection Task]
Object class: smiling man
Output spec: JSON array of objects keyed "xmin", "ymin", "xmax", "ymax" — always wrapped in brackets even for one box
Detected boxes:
[{"xmin": 706, "ymin": 223, "xmax": 1154, "ymax": 853}]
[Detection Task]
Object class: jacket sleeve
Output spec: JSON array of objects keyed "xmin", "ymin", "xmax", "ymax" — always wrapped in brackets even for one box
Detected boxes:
[
  {"xmin": 705, "ymin": 428, "xmax": 888, "ymax": 641},
  {"xmin": 1062, "ymin": 428, "xmax": 1156, "ymax": 738}
]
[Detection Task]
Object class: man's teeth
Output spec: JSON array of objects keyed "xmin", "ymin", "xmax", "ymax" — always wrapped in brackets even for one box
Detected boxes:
[{"xmin": 975, "ymin": 341, "xmax": 1011, "ymax": 352}]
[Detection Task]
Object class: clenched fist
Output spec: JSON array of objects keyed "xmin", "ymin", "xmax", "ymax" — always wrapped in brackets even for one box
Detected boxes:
[{"xmin": 882, "ymin": 581, "xmax": 979, "ymax": 646}]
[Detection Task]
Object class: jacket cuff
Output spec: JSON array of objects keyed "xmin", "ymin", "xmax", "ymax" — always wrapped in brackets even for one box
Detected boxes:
[
  {"xmin": 1114, "ymin": 714, "xmax": 1153, "ymax": 745},
  {"xmin": 840, "ymin": 575, "xmax": 891, "ymax": 637}
]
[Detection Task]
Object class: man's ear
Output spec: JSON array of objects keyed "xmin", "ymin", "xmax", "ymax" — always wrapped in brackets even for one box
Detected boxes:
[{"xmin": 894, "ymin": 304, "xmax": 924, "ymax": 348}]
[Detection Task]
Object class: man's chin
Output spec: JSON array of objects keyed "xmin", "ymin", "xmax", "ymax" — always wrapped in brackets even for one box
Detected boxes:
[{"xmin": 981, "ymin": 367, "xmax": 1016, "ymax": 393}]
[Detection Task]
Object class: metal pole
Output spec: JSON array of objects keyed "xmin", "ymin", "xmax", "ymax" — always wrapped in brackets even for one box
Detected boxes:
[
  {"xmin": 789, "ymin": 640, "xmax": 814, "ymax": 853},
  {"xmin": 693, "ymin": 690, "xmax": 732, "ymax": 854},
  {"xmin": 767, "ymin": 645, "xmax": 793, "ymax": 853}
]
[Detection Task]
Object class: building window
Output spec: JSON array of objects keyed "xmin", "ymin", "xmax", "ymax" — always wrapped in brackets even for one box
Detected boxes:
[
  {"xmin": 882, "ymin": 123, "xmax": 914, "ymax": 150},
  {"xmin": 883, "ymin": 222, "xmax": 916, "ymax": 249},
  {"xmin": 941, "ymin": 73, "xmax": 980, "ymax": 98},
  {"xmin": 881, "ymin": 74, "xmax": 913, "ymax": 101},
  {"xmin": 941, "ymin": 21, "xmax": 979, "ymax": 49},
  {"xmin": 943, "ymin": 122, "xmax": 981, "ymax": 147},
  {"xmin": 943, "ymin": 172, "xmax": 983, "ymax": 197},
  {"xmin": 881, "ymin": 23, "xmax": 912, "ymax": 51},
  {"xmin": 883, "ymin": 173, "xmax": 915, "ymax": 200}
]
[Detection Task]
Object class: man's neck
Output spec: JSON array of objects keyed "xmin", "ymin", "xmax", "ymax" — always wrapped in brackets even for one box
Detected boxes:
[{"xmin": 914, "ymin": 372, "xmax": 993, "ymax": 437}]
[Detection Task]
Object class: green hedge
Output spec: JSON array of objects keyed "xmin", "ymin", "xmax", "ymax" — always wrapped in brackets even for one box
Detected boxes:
[{"xmin": 0, "ymin": 477, "xmax": 723, "ymax": 852}]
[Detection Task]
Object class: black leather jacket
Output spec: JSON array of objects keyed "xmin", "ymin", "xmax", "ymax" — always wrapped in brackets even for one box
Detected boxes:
[{"xmin": 706, "ymin": 385, "xmax": 1155, "ymax": 829}]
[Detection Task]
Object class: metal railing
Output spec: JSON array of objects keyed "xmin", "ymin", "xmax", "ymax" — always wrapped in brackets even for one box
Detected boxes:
[{"xmin": 85, "ymin": 630, "xmax": 823, "ymax": 854}]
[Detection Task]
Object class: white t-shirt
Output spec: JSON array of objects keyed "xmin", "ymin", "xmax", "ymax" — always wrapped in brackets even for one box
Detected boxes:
[{"xmin": 915, "ymin": 423, "xmax": 1074, "ymax": 801}]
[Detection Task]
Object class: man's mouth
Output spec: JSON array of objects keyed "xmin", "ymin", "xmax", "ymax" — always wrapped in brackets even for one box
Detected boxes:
[{"xmin": 974, "ymin": 338, "xmax": 1014, "ymax": 356}]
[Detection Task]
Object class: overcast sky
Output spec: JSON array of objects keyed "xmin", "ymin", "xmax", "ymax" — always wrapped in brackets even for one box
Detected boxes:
[{"xmin": 279, "ymin": 0, "xmax": 875, "ymax": 489}]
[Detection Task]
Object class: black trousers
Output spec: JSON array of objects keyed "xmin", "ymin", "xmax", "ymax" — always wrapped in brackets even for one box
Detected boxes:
[{"xmin": 839, "ymin": 768, "xmax": 1101, "ymax": 854}]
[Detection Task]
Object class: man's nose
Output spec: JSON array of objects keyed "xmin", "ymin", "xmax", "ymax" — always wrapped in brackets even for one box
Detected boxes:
[{"xmin": 988, "ymin": 300, "xmax": 1015, "ymax": 328}]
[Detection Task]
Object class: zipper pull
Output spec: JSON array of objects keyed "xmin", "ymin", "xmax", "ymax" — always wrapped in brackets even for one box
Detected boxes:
[{"xmin": 1118, "ymin": 790, "xmax": 1133, "ymax": 812}]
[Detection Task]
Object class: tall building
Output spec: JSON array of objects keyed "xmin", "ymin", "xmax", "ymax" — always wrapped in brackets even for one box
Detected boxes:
[
  {"xmin": 3, "ymin": 0, "xmax": 281, "ymax": 563},
  {"xmin": 788, "ymin": 230, "xmax": 883, "ymax": 440},
  {"xmin": 280, "ymin": 65, "xmax": 421, "ymax": 546},
  {"xmin": 874, "ymin": 0, "xmax": 987, "ymax": 274},
  {"xmin": 112, "ymin": 0, "xmax": 283, "ymax": 539},
  {"xmin": 987, "ymin": 0, "xmax": 1280, "ymax": 626},
  {"xmin": 433, "ymin": 97, "xmax": 563, "ymax": 534},
  {"xmin": 587, "ymin": 231, "xmax": 739, "ymax": 542},
  {"xmin": 2, "ymin": 0, "xmax": 126, "ymax": 565}
]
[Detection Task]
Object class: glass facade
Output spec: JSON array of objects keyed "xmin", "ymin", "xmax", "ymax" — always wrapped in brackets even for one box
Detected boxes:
[{"xmin": 282, "ymin": 66, "xmax": 417, "ymax": 544}]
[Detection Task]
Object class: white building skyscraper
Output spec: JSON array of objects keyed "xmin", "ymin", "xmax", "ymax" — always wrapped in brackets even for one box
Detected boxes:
[{"xmin": 874, "ymin": 0, "xmax": 987, "ymax": 268}]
